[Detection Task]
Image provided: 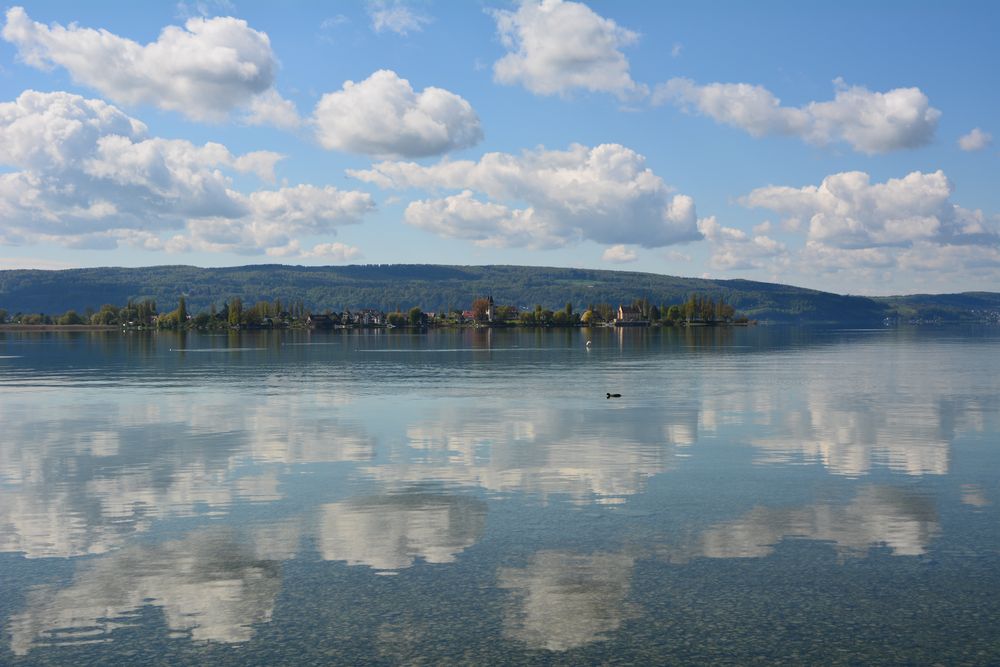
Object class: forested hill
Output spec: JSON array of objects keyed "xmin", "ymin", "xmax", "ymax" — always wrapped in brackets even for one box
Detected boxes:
[{"xmin": 0, "ymin": 263, "xmax": 992, "ymax": 324}]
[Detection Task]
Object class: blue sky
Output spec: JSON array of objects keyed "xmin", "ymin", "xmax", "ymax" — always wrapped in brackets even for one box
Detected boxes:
[{"xmin": 0, "ymin": 0, "xmax": 997, "ymax": 294}]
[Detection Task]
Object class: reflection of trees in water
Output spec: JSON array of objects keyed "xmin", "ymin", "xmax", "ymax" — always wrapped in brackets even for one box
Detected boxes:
[
  {"xmin": 317, "ymin": 492, "xmax": 487, "ymax": 571},
  {"xmin": 8, "ymin": 527, "xmax": 285, "ymax": 656}
]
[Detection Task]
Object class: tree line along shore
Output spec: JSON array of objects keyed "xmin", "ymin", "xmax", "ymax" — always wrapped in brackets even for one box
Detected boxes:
[{"xmin": 0, "ymin": 293, "xmax": 749, "ymax": 330}]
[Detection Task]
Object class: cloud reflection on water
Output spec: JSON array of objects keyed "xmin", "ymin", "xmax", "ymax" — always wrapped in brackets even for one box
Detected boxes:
[
  {"xmin": 695, "ymin": 485, "xmax": 939, "ymax": 559},
  {"xmin": 734, "ymin": 353, "xmax": 997, "ymax": 477},
  {"xmin": 2, "ymin": 330, "xmax": 996, "ymax": 656},
  {"xmin": 316, "ymin": 492, "xmax": 487, "ymax": 571},
  {"xmin": 497, "ymin": 484, "xmax": 939, "ymax": 653},
  {"xmin": 747, "ymin": 391, "xmax": 952, "ymax": 476},
  {"xmin": 497, "ymin": 550, "xmax": 636, "ymax": 652},
  {"xmin": 7, "ymin": 527, "xmax": 285, "ymax": 656},
  {"xmin": 0, "ymin": 389, "xmax": 372, "ymax": 558},
  {"xmin": 364, "ymin": 402, "xmax": 698, "ymax": 504}
]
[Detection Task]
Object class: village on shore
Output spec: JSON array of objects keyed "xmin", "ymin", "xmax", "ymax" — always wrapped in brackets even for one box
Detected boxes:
[{"xmin": 0, "ymin": 293, "xmax": 751, "ymax": 331}]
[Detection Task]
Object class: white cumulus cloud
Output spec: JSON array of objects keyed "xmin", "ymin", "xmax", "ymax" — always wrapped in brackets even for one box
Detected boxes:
[
  {"xmin": 654, "ymin": 77, "xmax": 940, "ymax": 153},
  {"xmin": 799, "ymin": 241, "xmax": 895, "ymax": 271},
  {"xmin": 490, "ymin": 0, "xmax": 645, "ymax": 99},
  {"xmin": 244, "ymin": 89, "xmax": 302, "ymax": 129},
  {"xmin": 303, "ymin": 242, "xmax": 363, "ymax": 262},
  {"xmin": 958, "ymin": 127, "xmax": 992, "ymax": 152},
  {"xmin": 367, "ymin": 1, "xmax": 431, "ymax": 35},
  {"xmin": 601, "ymin": 244, "xmax": 637, "ymax": 263},
  {"xmin": 2, "ymin": 6, "xmax": 297, "ymax": 124},
  {"xmin": 266, "ymin": 240, "xmax": 363, "ymax": 262},
  {"xmin": 739, "ymin": 170, "xmax": 1000, "ymax": 286},
  {"xmin": 782, "ymin": 240, "xmax": 1000, "ymax": 288},
  {"xmin": 697, "ymin": 216, "xmax": 788, "ymax": 271},
  {"xmin": 743, "ymin": 170, "xmax": 992, "ymax": 249},
  {"xmin": 0, "ymin": 91, "xmax": 372, "ymax": 255},
  {"xmin": 403, "ymin": 190, "xmax": 537, "ymax": 245},
  {"xmin": 313, "ymin": 69, "xmax": 482, "ymax": 158},
  {"xmin": 349, "ymin": 143, "xmax": 702, "ymax": 249},
  {"xmin": 898, "ymin": 242, "xmax": 1000, "ymax": 272},
  {"xmin": 167, "ymin": 185, "xmax": 374, "ymax": 256}
]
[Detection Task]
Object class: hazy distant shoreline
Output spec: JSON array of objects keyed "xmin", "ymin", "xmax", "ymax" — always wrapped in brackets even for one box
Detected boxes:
[
  {"xmin": 0, "ymin": 324, "xmax": 120, "ymax": 332},
  {"xmin": 2, "ymin": 264, "xmax": 999, "ymax": 326}
]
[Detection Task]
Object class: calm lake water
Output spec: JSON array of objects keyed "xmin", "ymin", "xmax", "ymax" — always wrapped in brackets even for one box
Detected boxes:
[{"xmin": 1, "ymin": 326, "xmax": 998, "ymax": 665}]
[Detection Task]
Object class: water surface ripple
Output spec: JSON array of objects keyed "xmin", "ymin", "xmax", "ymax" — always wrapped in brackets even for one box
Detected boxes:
[{"xmin": 1, "ymin": 327, "xmax": 998, "ymax": 664}]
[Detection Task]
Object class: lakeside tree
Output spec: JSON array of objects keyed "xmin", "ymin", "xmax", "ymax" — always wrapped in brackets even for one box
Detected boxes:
[
  {"xmin": 119, "ymin": 302, "xmax": 136, "ymax": 324},
  {"xmin": 594, "ymin": 304, "xmax": 614, "ymax": 322},
  {"xmin": 495, "ymin": 305, "xmax": 518, "ymax": 321},
  {"xmin": 717, "ymin": 296, "xmax": 735, "ymax": 321},
  {"xmin": 471, "ymin": 297, "xmax": 491, "ymax": 322},
  {"xmin": 126, "ymin": 299, "xmax": 157, "ymax": 325},
  {"xmin": 684, "ymin": 294, "xmax": 697, "ymax": 321},
  {"xmin": 58, "ymin": 310, "xmax": 84, "ymax": 325},
  {"xmin": 2, "ymin": 288, "xmax": 749, "ymax": 331},
  {"xmin": 157, "ymin": 310, "xmax": 179, "ymax": 328},
  {"xmin": 90, "ymin": 304, "xmax": 119, "ymax": 325},
  {"xmin": 408, "ymin": 306, "xmax": 423, "ymax": 326},
  {"xmin": 228, "ymin": 298, "xmax": 243, "ymax": 327}
]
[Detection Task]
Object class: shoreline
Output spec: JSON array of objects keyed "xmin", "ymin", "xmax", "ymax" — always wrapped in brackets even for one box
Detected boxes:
[
  {"xmin": 0, "ymin": 322, "xmax": 756, "ymax": 333},
  {"xmin": 0, "ymin": 324, "xmax": 121, "ymax": 332}
]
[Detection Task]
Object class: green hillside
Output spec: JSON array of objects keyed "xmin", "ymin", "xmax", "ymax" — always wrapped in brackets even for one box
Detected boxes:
[
  {"xmin": 0, "ymin": 263, "xmax": 989, "ymax": 324},
  {"xmin": 875, "ymin": 292, "xmax": 1000, "ymax": 323}
]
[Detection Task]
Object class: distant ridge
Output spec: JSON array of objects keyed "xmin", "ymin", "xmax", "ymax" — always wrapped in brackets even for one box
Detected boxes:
[{"xmin": 1, "ymin": 264, "xmax": 997, "ymax": 324}]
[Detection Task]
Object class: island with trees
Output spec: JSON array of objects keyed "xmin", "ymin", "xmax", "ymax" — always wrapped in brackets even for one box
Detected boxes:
[
  {"xmin": 0, "ymin": 293, "xmax": 750, "ymax": 331},
  {"xmin": 2, "ymin": 263, "xmax": 999, "ymax": 328}
]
